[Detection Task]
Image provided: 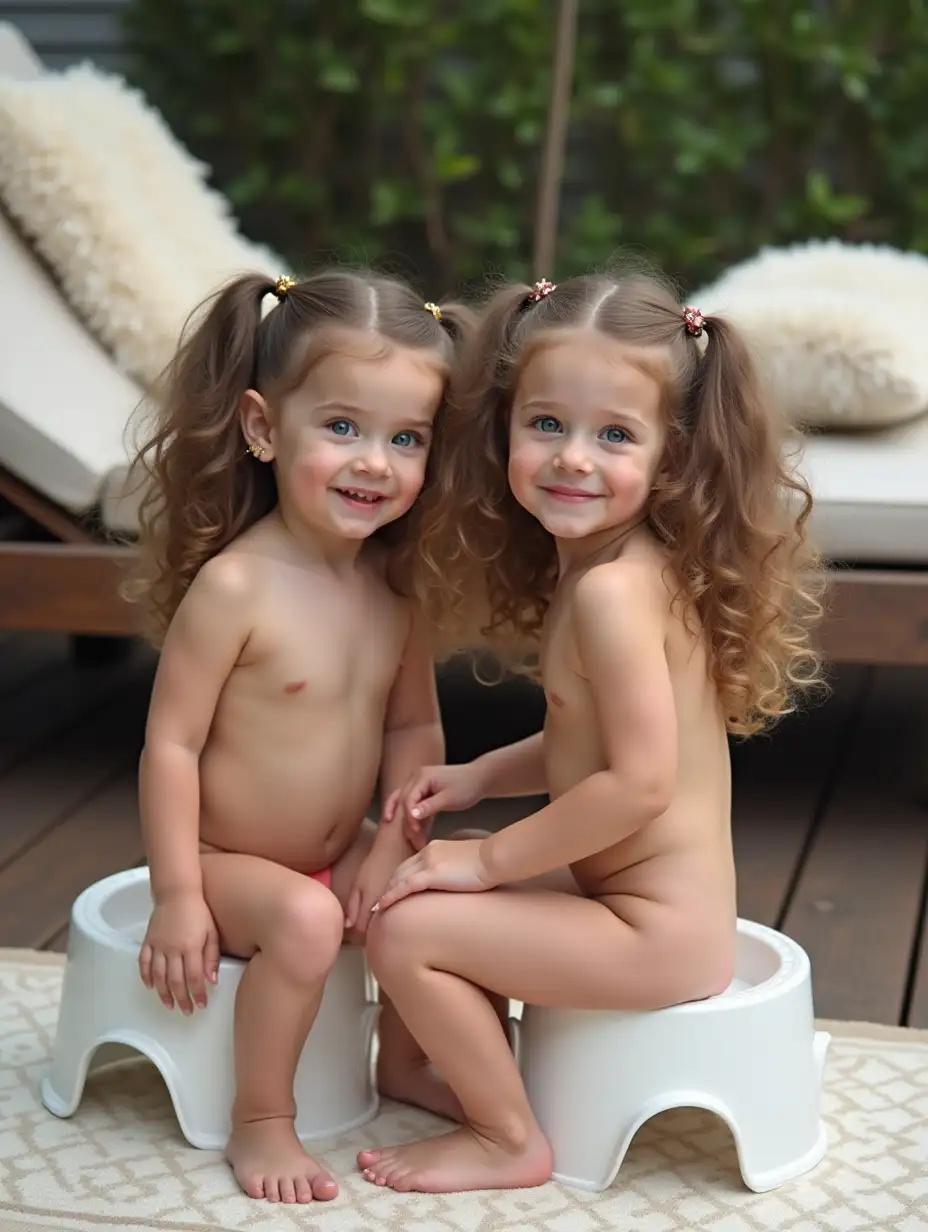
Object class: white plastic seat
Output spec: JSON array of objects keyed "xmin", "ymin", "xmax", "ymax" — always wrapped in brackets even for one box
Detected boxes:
[
  {"xmin": 513, "ymin": 919, "xmax": 830, "ymax": 1193},
  {"xmin": 40, "ymin": 868, "xmax": 380, "ymax": 1148}
]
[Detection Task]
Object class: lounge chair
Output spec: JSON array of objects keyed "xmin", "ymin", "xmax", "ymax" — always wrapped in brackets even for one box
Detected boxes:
[{"xmin": 1, "ymin": 21, "xmax": 926, "ymax": 664}]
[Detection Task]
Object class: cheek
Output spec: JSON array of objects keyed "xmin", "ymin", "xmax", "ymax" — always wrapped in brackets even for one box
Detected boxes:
[
  {"xmin": 286, "ymin": 439, "xmax": 340, "ymax": 496},
  {"xmin": 394, "ymin": 453, "xmax": 429, "ymax": 502},
  {"xmin": 604, "ymin": 456, "xmax": 654, "ymax": 503},
  {"xmin": 507, "ymin": 440, "xmax": 543, "ymax": 494}
]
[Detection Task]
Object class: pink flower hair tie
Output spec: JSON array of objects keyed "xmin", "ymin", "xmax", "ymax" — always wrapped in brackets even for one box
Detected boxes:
[
  {"xmin": 683, "ymin": 306, "xmax": 705, "ymax": 337},
  {"xmin": 527, "ymin": 278, "xmax": 556, "ymax": 303}
]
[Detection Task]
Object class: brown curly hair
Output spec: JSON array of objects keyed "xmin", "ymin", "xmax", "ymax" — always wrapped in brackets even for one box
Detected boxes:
[
  {"xmin": 406, "ymin": 269, "xmax": 824, "ymax": 735},
  {"xmin": 123, "ymin": 269, "xmax": 472, "ymax": 644}
]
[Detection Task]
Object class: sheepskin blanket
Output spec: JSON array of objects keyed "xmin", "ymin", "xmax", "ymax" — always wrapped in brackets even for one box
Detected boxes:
[
  {"xmin": 694, "ymin": 240, "xmax": 928, "ymax": 429},
  {"xmin": 0, "ymin": 63, "xmax": 287, "ymax": 391}
]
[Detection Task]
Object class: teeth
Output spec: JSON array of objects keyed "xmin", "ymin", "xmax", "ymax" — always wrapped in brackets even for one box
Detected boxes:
[{"xmin": 340, "ymin": 489, "xmax": 381, "ymax": 503}]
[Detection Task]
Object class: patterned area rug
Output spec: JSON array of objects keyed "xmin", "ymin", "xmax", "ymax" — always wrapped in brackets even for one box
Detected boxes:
[{"xmin": 0, "ymin": 950, "xmax": 926, "ymax": 1232}]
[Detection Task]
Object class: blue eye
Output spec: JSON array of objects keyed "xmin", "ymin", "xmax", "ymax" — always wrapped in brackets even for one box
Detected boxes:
[
  {"xmin": 532, "ymin": 416, "xmax": 561, "ymax": 434},
  {"xmin": 392, "ymin": 430, "xmax": 422, "ymax": 449},
  {"xmin": 328, "ymin": 419, "xmax": 356, "ymax": 437},
  {"xmin": 601, "ymin": 426, "xmax": 629, "ymax": 445}
]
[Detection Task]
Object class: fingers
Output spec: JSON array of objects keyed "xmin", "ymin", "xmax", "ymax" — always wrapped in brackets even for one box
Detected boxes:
[
  {"xmin": 150, "ymin": 951, "xmax": 173, "ymax": 1009},
  {"xmin": 408, "ymin": 788, "xmax": 451, "ymax": 825},
  {"xmin": 204, "ymin": 931, "xmax": 221, "ymax": 985},
  {"xmin": 168, "ymin": 953, "xmax": 193, "ymax": 1015},
  {"xmin": 345, "ymin": 885, "xmax": 360, "ymax": 929},
  {"xmin": 353, "ymin": 898, "xmax": 372, "ymax": 941},
  {"xmin": 381, "ymin": 788, "xmax": 401, "ymax": 824},
  {"xmin": 185, "ymin": 949, "xmax": 208, "ymax": 1010},
  {"xmin": 377, "ymin": 869, "xmax": 432, "ymax": 912},
  {"xmin": 139, "ymin": 944, "xmax": 153, "ymax": 989}
]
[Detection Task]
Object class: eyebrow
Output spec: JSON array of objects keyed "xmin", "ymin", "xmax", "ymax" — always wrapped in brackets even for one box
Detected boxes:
[{"xmin": 314, "ymin": 401, "xmax": 435, "ymax": 430}]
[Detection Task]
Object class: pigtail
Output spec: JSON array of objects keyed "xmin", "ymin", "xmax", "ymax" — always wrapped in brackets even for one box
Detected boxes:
[
  {"xmin": 430, "ymin": 299, "xmax": 477, "ymax": 347},
  {"xmin": 651, "ymin": 314, "xmax": 823, "ymax": 734},
  {"xmin": 124, "ymin": 273, "xmax": 278, "ymax": 642},
  {"xmin": 411, "ymin": 283, "xmax": 556, "ymax": 657}
]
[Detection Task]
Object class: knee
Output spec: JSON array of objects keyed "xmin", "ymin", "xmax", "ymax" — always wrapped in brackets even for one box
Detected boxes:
[
  {"xmin": 366, "ymin": 895, "xmax": 431, "ymax": 981},
  {"xmin": 265, "ymin": 885, "xmax": 344, "ymax": 984}
]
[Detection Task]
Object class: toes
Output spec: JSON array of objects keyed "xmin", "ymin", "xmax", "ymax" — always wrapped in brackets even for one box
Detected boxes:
[
  {"xmin": 363, "ymin": 1153, "xmax": 405, "ymax": 1190},
  {"xmin": 264, "ymin": 1175, "xmax": 281, "ymax": 1203},
  {"xmin": 278, "ymin": 1177, "xmax": 297, "ymax": 1204},
  {"xmin": 295, "ymin": 1176, "xmax": 314, "ymax": 1203},
  {"xmin": 312, "ymin": 1172, "xmax": 338, "ymax": 1201},
  {"xmin": 242, "ymin": 1175, "xmax": 265, "ymax": 1200},
  {"xmin": 357, "ymin": 1148, "xmax": 380, "ymax": 1167}
]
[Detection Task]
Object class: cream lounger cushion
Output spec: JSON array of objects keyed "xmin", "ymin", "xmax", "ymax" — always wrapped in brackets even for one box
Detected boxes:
[
  {"xmin": 0, "ymin": 62, "xmax": 286, "ymax": 392},
  {"xmin": 0, "ymin": 207, "xmax": 140, "ymax": 527}
]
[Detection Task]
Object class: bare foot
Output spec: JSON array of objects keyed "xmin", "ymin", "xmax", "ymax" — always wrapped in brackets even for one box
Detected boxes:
[
  {"xmin": 357, "ymin": 1124, "xmax": 553, "ymax": 1193},
  {"xmin": 226, "ymin": 1116, "xmax": 338, "ymax": 1203},
  {"xmin": 377, "ymin": 1057, "xmax": 464, "ymax": 1124}
]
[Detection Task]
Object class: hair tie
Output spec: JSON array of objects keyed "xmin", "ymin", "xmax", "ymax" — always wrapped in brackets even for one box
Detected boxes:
[
  {"xmin": 527, "ymin": 278, "xmax": 556, "ymax": 304},
  {"xmin": 274, "ymin": 275, "xmax": 296, "ymax": 300},
  {"xmin": 683, "ymin": 306, "xmax": 705, "ymax": 337},
  {"xmin": 424, "ymin": 301, "xmax": 442, "ymax": 321}
]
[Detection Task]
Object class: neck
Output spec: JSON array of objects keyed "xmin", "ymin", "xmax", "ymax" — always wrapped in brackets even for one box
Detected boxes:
[
  {"xmin": 271, "ymin": 503, "xmax": 366, "ymax": 572},
  {"xmin": 555, "ymin": 515, "xmax": 648, "ymax": 578}
]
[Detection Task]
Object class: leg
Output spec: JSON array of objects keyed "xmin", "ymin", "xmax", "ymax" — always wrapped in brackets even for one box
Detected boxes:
[
  {"xmin": 358, "ymin": 887, "xmax": 700, "ymax": 1193},
  {"xmin": 333, "ymin": 823, "xmax": 509, "ymax": 1124},
  {"xmin": 201, "ymin": 854, "xmax": 345, "ymax": 1204}
]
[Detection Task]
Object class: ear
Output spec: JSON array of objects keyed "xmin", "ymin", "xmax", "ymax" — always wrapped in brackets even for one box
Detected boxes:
[{"xmin": 239, "ymin": 389, "xmax": 275, "ymax": 461}]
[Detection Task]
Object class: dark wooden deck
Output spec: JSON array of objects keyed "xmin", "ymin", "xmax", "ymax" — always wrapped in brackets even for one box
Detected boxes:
[{"xmin": 0, "ymin": 631, "xmax": 926, "ymax": 1027}]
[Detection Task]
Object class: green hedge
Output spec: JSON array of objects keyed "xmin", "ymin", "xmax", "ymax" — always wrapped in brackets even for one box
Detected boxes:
[{"xmin": 125, "ymin": 0, "xmax": 928, "ymax": 295}]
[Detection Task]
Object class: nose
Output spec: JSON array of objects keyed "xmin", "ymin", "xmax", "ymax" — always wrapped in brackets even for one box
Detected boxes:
[
  {"xmin": 553, "ymin": 437, "xmax": 593, "ymax": 475},
  {"xmin": 352, "ymin": 442, "xmax": 391, "ymax": 478}
]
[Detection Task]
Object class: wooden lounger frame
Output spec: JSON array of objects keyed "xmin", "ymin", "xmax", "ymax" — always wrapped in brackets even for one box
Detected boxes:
[{"xmin": 1, "ymin": 463, "xmax": 927, "ymax": 663}]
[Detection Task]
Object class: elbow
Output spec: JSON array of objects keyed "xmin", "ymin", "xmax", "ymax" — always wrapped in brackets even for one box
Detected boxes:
[
  {"xmin": 604, "ymin": 769, "xmax": 675, "ymax": 822},
  {"xmin": 140, "ymin": 735, "xmax": 202, "ymax": 773},
  {"xmin": 641, "ymin": 779, "xmax": 675, "ymax": 820}
]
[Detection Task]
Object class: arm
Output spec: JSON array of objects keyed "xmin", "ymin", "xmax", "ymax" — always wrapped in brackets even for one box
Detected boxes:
[
  {"xmin": 140, "ymin": 557, "xmax": 254, "ymax": 904},
  {"xmin": 374, "ymin": 605, "xmax": 444, "ymax": 857},
  {"xmin": 472, "ymin": 730, "xmax": 546, "ymax": 798},
  {"xmin": 480, "ymin": 566, "xmax": 678, "ymax": 885}
]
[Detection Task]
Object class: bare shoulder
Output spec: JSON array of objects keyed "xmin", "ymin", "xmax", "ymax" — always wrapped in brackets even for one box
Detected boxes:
[
  {"xmin": 572, "ymin": 548, "xmax": 670, "ymax": 624},
  {"xmin": 187, "ymin": 551, "xmax": 263, "ymax": 607}
]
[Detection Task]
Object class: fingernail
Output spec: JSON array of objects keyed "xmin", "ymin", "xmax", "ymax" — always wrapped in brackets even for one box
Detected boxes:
[
  {"xmin": 370, "ymin": 903, "xmax": 380, "ymax": 915},
  {"xmin": 411, "ymin": 808, "xmax": 420, "ymax": 819},
  {"xmin": 197, "ymin": 998, "xmax": 207, "ymax": 1008}
]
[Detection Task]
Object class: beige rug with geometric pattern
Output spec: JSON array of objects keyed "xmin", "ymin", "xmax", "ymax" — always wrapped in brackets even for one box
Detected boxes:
[{"xmin": 1, "ymin": 951, "xmax": 926, "ymax": 1231}]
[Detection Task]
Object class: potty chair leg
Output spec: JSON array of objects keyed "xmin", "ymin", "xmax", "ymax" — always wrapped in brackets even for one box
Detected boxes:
[{"xmin": 725, "ymin": 1029, "xmax": 831, "ymax": 1193}]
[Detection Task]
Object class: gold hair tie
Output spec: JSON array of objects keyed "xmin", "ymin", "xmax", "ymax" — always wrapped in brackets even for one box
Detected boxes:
[
  {"xmin": 424, "ymin": 301, "xmax": 442, "ymax": 321},
  {"xmin": 275, "ymin": 275, "xmax": 296, "ymax": 299}
]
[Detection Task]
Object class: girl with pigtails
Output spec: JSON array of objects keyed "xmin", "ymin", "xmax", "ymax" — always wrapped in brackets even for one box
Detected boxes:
[
  {"xmin": 359, "ymin": 268, "xmax": 824, "ymax": 1194},
  {"xmin": 125, "ymin": 269, "xmax": 472, "ymax": 1204}
]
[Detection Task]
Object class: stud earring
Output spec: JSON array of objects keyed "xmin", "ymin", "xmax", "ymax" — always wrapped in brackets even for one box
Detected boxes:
[{"xmin": 246, "ymin": 442, "xmax": 267, "ymax": 460}]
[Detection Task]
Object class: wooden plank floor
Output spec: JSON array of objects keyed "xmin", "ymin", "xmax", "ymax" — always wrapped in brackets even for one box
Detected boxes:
[{"xmin": 0, "ymin": 632, "xmax": 926, "ymax": 1027}]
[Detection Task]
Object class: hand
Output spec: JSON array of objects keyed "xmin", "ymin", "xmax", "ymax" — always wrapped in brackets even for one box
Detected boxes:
[
  {"xmin": 373, "ymin": 838, "xmax": 495, "ymax": 913},
  {"xmin": 139, "ymin": 892, "xmax": 220, "ymax": 1015},
  {"xmin": 344, "ymin": 844, "xmax": 403, "ymax": 943},
  {"xmin": 381, "ymin": 762, "xmax": 488, "ymax": 850}
]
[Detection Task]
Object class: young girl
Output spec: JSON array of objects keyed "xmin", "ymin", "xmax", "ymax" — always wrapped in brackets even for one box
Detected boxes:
[
  {"xmin": 357, "ymin": 269, "xmax": 824, "ymax": 1194},
  {"xmin": 125, "ymin": 269, "xmax": 470, "ymax": 1205}
]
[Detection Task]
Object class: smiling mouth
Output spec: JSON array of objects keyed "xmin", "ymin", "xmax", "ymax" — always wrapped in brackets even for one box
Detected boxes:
[
  {"xmin": 334, "ymin": 487, "xmax": 388, "ymax": 507},
  {"xmin": 541, "ymin": 486, "xmax": 601, "ymax": 502}
]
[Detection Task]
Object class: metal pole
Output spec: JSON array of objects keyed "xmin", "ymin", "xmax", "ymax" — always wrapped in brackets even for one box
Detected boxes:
[{"xmin": 533, "ymin": 0, "xmax": 580, "ymax": 279}]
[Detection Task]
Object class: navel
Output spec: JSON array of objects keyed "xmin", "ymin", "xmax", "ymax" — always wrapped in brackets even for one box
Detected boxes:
[{"xmin": 284, "ymin": 680, "xmax": 306, "ymax": 695}]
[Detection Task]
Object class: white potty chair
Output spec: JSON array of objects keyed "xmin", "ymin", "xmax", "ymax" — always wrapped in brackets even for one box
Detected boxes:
[
  {"xmin": 40, "ymin": 868, "xmax": 380, "ymax": 1148},
  {"xmin": 514, "ymin": 920, "xmax": 830, "ymax": 1193}
]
